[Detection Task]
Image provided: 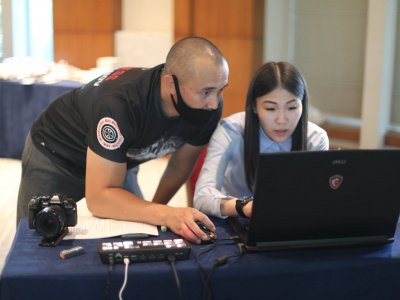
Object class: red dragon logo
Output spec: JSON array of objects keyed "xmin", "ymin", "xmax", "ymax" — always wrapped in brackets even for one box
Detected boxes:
[{"xmin": 329, "ymin": 174, "xmax": 343, "ymax": 190}]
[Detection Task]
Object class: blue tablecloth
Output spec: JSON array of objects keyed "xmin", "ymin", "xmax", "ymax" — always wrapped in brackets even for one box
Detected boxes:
[
  {"xmin": 2, "ymin": 217, "xmax": 400, "ymax": 300},
  {"xmin": 0, "ymin": 79, "xmax": 83, "ymax": 158}
]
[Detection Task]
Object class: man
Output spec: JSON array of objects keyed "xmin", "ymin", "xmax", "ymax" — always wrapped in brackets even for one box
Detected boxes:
[{"xmin": 17, "ymin": 36, "xmax": 229, "ymax": 243}]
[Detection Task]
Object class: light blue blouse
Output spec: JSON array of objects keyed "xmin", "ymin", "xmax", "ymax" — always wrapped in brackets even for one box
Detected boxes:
[{"xmin": 193, "ymin": 111, "xmax": 329, "ymax": 218}]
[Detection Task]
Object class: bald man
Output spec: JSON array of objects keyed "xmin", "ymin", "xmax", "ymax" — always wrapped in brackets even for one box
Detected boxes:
[{"xmin": 17, "ymin": 36, "xmax": 229, "ymax": 243}]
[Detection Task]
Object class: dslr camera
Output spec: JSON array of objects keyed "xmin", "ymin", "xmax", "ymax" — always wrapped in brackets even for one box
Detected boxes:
[{"xmin": 28, "ymin": 194, "xmax": 77, "ymax": 241}]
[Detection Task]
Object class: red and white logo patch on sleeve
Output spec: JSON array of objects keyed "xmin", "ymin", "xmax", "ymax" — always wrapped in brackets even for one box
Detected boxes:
[{"xmin": 96, "ymin": 117, "xmax": 124, "ymax": 150}]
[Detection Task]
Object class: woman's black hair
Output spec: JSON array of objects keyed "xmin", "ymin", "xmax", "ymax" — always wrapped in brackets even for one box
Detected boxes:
[{"xmin": 244, "ymin": 62, "xmax": 309, "ymax": 192}]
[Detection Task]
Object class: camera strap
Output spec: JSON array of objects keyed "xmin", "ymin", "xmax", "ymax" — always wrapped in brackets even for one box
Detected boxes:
[{"xmin": 39, "ymin": 227, "xmax": 69, "ymax": 247}]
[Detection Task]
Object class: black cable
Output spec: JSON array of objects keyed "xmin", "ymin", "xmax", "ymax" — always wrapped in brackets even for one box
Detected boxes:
[
  {"xmin": 105, "ymin": 255, "xmax": 114, "ymax": 300},
  {"xmin": 195, "ymin": 243, "xmax": 218, "ymax": 300},
  {"xmin": 205, "ymin": 253, "xmax": 240, "ymax": 300},
  {"xmin": 194, "ymin": 236, "xmax": 241, "ymax": 300},
  {"xmin": 167, "ymin": 254, "xmax": 184, "ymax": 300}
]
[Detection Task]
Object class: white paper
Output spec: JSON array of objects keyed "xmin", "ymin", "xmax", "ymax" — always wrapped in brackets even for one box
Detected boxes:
[{"xmin": 64, "ymin": 199, "xmax": 158, "ymax": 240}]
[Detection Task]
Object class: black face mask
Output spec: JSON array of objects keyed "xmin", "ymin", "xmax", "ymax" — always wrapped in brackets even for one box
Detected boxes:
[{"xmin": 170, "ymin": 75, "xmax": 217, "ymax": 126}]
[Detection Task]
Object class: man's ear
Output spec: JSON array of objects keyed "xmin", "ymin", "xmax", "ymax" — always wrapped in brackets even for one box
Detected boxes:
[{"xmin": 163, "ymin": 74, "xmax": 176, "ymax": 95}]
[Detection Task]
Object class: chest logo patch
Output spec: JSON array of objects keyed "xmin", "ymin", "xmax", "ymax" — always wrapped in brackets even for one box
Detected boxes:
[{"xmin": 97, "ymin": 117, "xmax": 124, "ymax": 150}]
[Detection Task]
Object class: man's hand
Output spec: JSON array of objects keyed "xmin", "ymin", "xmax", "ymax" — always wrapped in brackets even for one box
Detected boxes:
[{"xmin": 163, "ymin": 206, "xmax": 216, "ymax": 244}]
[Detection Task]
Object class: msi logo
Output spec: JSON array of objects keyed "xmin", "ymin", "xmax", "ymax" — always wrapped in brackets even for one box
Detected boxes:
[{"xmin": 329, "ymin": 175, "xmax": 343, "ymax": 190}]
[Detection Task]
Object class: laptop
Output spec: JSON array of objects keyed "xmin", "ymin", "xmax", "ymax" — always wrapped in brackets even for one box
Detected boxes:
[{"xmin": 227, "ymin": 149, "xmax": 400, "ymax": 251}]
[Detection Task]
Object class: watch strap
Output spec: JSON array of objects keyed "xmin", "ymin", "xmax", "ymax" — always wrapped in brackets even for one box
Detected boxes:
[{"xmin": 235, "ymin": 196, "xmax": 253, "ymax": 218}]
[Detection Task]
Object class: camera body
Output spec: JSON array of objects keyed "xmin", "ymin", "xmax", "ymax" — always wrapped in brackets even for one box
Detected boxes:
[{"xmin": 28, "ymin": 194, "xmax": 77, "ymax": 239}]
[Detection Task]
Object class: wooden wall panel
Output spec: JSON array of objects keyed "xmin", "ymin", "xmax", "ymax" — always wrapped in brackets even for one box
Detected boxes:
[
  {"xmin": 174, "ymin": 0, "xmax": 264, "ymax": 118},
  {"xmin": 53, "ymin": 34, "xmax": 114, "ymax": 70},
  {"xmin": 53, "ymin": 0, "xmax": 121, "ymax": 69},
  {"xmin": 174, "ymin": 0, "xmax": 193, "ymax": 39},
  {"xmin": 216, "ymin": 38, "xmax": 254, "ymax": 117},
  {"xmin": 191, "ymin": 1, "xmax": 220, "ymax": 37}
]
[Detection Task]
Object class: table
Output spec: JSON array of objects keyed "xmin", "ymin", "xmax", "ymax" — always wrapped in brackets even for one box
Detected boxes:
[
  {"xmin": 2, "ymin": 218, "xmax": 400, "ymax": 300},
  {"xmin": 0, "ymin": 79, "xmax": 82, "ymax": 159}
]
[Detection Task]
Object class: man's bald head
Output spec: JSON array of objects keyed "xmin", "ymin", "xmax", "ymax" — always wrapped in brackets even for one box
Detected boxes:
[{"xmin": 164, "ymin": 36, "xmax": 227, "ymax": 82}]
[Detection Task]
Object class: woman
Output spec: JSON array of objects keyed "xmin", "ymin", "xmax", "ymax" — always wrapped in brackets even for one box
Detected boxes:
[{"xmin": 194, "ymin": 61, "xmax": 329, "ymax": 218}]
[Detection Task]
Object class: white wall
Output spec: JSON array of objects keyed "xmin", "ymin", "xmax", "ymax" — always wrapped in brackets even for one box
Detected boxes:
[
  {"xmin": 293, "ymin": 0, "xmax": 368, "ymax": 119},
  {"xmin": 122, "ymin": 0, "xmax": 173, "ymax": 32},
  {"xmin": 265, "ymin": 0, "xmax": 368, "ymax": 119},
  {"xmin": 115, "ymin": 0, "xmax": 174, "ymax": 68},
  {"xmin": 359, "ymin": 0, "xmax": 398, "ymax": 147}
]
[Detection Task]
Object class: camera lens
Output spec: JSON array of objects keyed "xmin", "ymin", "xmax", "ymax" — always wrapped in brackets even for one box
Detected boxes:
[{"xmin": 34, "ymin": 206, "xmax": 66, "ymax": 239}]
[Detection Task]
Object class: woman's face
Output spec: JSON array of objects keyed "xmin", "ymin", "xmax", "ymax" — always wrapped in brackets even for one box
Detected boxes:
[{"xmin": 255, "ymin": 87, "xmax": 303, "ymax": 143}]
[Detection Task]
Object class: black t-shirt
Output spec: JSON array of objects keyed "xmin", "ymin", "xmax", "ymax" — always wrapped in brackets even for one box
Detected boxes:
[{"xmin": 31, "ymin": 64, "xmax": 222, "ymax": 177}]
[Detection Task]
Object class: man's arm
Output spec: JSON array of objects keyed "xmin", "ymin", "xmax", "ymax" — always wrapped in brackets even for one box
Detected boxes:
[
  {"xmin": 152, "ymin": 143, "xmax": 205, "ymax": 205},
  {"xmin": 85, "ymin": 147, "xmax": 213, "ymax": 243}
]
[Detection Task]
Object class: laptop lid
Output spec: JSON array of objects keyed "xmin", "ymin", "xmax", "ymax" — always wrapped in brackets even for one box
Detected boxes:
[{"xmin": 234, "ymin": 149, "xmax": 400, "ymax": 251}]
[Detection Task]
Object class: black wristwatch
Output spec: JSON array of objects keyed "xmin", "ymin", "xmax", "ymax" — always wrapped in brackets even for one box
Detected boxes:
[{"xmin": 235, "ymin": 196, "xmax": 253, "ymax": 218}]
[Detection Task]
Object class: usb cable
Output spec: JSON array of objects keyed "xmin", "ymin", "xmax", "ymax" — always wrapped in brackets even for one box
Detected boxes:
[{"xmin": 118, "ymin": 257, "xmax": 130, "ymax": 300}]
